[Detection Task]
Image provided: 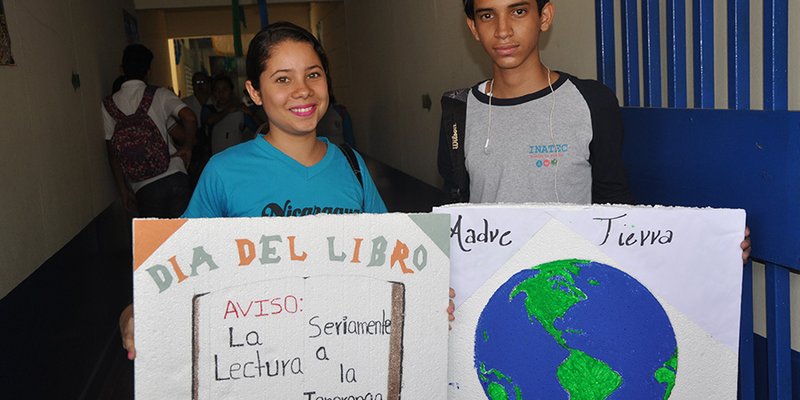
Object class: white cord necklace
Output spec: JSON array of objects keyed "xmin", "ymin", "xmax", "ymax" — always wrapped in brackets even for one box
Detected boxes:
[{"xmin": 483, "ymin": 80, "xmax": 494, "ymax": 154}]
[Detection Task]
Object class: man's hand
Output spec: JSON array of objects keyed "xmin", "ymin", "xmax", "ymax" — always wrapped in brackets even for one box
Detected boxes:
[
  {"xmin": 121, "ymin": 187, "xmax": 138, "ymax": 214},
  {"xmin": 172, "ymin": 147, "xmax": 192, "ymax": 169},
  {"xmin": 448, "ymin": 288, "xmax": 456, "ymax": 330},
  {"xmin": 119, "ymin": 304, "xmax": 136, "ymax": 360},
  {"xmin": 741, "ymin": 226, "xmax": 751, "ymax": 264}
]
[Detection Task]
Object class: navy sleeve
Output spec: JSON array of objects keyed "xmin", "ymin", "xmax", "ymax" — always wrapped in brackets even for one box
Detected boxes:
[{"xmin": 571, "ymin": 77, "xmax": 636, "ymax": 205}]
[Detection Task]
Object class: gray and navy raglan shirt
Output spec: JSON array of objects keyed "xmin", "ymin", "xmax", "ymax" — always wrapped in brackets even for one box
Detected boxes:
[{"xmin": 443, "ymin": 72, "xmax": 633, "ymax": 205}]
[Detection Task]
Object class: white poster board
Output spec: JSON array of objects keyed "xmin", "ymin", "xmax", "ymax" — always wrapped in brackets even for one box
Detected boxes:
[
  {"xmin": 435, "ymin": 204, "xmax": 745, "ymax": 400},
  {"xmin": 132, "ymin": 213, "xmax": 450, "ymax": 399}
]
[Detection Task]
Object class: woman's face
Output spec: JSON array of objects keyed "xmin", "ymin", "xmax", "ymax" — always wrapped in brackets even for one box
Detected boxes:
[{"xmin": 246, "ymin": 40, "xmax": 328, "ymax": 138}]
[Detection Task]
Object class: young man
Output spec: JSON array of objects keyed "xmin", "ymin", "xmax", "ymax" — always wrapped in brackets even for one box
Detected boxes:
[
  {"xmin": 438, "ymin": 0, "xmax": 634, "ymax": 205},
  {"xmin": 103, "ymin": 44, "xmax": 197, "ymax": 217},
  {"xmin": 439, "ymin": 0, "xmax": 752, "ymax": 260}
]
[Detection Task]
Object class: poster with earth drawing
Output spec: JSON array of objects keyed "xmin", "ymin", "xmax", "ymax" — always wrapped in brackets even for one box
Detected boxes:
[{"xmin": 436, "ymin": 204, "xmax": 744, "ymax": 400}]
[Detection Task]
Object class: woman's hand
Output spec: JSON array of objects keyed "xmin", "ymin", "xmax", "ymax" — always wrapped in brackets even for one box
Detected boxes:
[{"xmin": 119, "ymin": 304, "xmax": 136, "ymax": 360}]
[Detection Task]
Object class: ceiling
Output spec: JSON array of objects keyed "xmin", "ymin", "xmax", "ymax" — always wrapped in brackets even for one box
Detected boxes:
[{"xmin": 134, "ymin": 0, "xmax": 339, "ymax": 10}]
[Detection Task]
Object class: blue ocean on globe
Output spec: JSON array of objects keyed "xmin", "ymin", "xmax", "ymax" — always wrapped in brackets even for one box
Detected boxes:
[{"xmin": 474, "ymin": 259, "xmax": 678, "ymax": 399}]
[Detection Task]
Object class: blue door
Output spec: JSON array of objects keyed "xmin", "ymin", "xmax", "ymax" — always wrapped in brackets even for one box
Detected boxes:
[{"xmin": 595, "ymin": 1, "xmax": 799, "ymax": 398}]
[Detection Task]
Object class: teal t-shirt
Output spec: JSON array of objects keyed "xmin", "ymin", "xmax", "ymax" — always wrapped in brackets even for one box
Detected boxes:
[{"xmin": 183, "ymin": 136, "xmax": 387, "ymax": 218}]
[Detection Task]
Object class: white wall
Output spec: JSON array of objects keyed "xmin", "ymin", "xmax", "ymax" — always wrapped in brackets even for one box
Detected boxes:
[
  {"xmin": 0, "ymin": 0, "xmax": 135, "ymax": 298},
  {"xmin": 343, "ymin": 0, "xmax": 489, "ymax": 186},
  {"xmin": 311, "ymin": 1, "xmax": 351, "ymax": 104}
]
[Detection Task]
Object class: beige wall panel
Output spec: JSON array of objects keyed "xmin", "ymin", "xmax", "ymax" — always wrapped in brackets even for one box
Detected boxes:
[
  {"xmin": 138, "ymin": 9, "xmax": 173, "ymax": 89},
  {"xmin": 253, "ymin": 3, "xmax": 311, "ymax": 31},
  {"xmin": 613, "ymin": 1, "xmax": 624, "ymax": 102},
  {"xmin": 311, "ymin": 2, "xmax": 350, "ymax": 104},
  {"xmin": 69, "ymin": 0, "xmax": 131, "ymax": 217},
  {"xmin": 6, "ymin": 0, "xmax": 90, "ymax": 287},
  {"xmin": 540, "ymin": 1, "xmax": 597, "ymax": 80},
  {"xmin": 0, "ymin": 0, "xmax": 134, "ymax": 298},
  {"xmin": 752, "ymin": 262, "xmax": 767, "ymax": 337},
  {"xmin": 0, "ymin": 1, "xmax": 46, "ymax": 298},
  {"xmin": 789, "ymin": 0, "xmax": 799, "ymax": 110},
  {"xmin": 344, "ymin": 0, "xmax": 489, "ymax": 185},
  {"xmin": 750, "ymin": 0, "xmax": 764, "ymax": 109},
  {"xmin": 135, "ymin": 0, "xmax": 331, "ymax": 9},
  {"xmin": 714, "ymin": 0, "xmax": 728, "ymax": 109},
  {"xmin": 165, "ymin": 4, "xmax": 310, "ymax": 39},
  {"xmin": 678, "ymin": 2, "xmax": 694, "ymax": 106},
  {"xmin": 792, "ymin": 272, "xmax": 800, "ymax": 351}
]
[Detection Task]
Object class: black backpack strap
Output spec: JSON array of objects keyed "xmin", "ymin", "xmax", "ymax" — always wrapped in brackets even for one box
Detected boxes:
[
  {"xmin": 336, "ymin": 143, "xmax": 365, "ymax": 209},
  {"xmin": 438, "ymin": 88, "xmax": 470, "ymax": 203}
]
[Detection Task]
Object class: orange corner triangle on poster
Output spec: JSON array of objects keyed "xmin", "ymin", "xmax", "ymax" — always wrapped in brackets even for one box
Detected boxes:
[{"xmin": 133, "ymin": 219, "xmax": 188, "ymax": 271}]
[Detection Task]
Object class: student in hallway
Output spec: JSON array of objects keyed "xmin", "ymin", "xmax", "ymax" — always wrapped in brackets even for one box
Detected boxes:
[{"xmin": 102, "ymin": 44, "xmax": 196, "ymax": 218}]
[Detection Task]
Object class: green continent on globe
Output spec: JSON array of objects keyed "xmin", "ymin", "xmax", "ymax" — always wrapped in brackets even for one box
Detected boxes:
[
  {"xmin": 478, "ymin": 363, "xmax": 522, "ymax": 400},
  {"xmin": 487, "ymin": 383, "xmax": 508, "ymax": 400},
  {"xmin": 557, "ymin": 349, "xmax": 622, "ymax": 400},
  {"xmin": 508, "ymin": 259, "xmax": 624, "ymax": 399},
  {"xmin": 654, "ymin": 348, "xmax": 679, "ymax": 399},
  {"xmin": 509, "ymin": 259, "xmax": 590, "ymax": 347}
]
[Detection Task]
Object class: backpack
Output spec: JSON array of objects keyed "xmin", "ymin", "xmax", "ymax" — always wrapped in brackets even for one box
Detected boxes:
[
  {"xmin": 103, "ymin": 86, "xmax": 170, "ymax": 182},
  {"xmin": 437, "ymin": 88, "xmax": 470, "ymax": 203}
]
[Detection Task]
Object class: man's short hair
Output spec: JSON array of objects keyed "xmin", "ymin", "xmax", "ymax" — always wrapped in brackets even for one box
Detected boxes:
[
  {"xmin": 121, "ymin": 44, "xmax": 153, "ymax": 80},
  {"xmin": 464, "ymin": 0, "xmax": 550, "ymax": 20}
]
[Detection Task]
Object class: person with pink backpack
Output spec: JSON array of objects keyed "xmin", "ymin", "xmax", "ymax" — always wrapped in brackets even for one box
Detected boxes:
[{"xmin": 102, "ymin": 44, "xmax": 197, "ymax": 217}]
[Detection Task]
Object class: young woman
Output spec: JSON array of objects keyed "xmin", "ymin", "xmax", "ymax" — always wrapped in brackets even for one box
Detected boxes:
[
  {"xmin": 120, "ymin": 22, "xmax": 394, "ymax": 359},
  {"xmin": 185, "ymin": 23, "xmax": 386, "ymax": 218}
]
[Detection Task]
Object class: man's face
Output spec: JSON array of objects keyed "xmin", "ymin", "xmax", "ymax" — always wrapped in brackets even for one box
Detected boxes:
[
  {"xmin": 192, "ymin": 74, "xmax": 210, "ymax": 96},
  {"xmin": 466, "ymin": 0, "xmax": 554, "ymax": 71}
]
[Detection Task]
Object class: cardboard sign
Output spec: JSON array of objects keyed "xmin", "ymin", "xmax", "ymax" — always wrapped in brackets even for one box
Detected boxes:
[
  {"xmin": 436, "ymin": 204, "xmax": 744, "ymax": 400},
  {"xmin": 133, "ymin": 214, "xmax": 450, "ymax": 399}
]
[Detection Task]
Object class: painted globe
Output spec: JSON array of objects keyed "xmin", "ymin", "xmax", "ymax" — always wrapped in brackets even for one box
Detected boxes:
[{"xmin": 474, "ymin": 259, "xmax": 678, "ymax": 399}]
